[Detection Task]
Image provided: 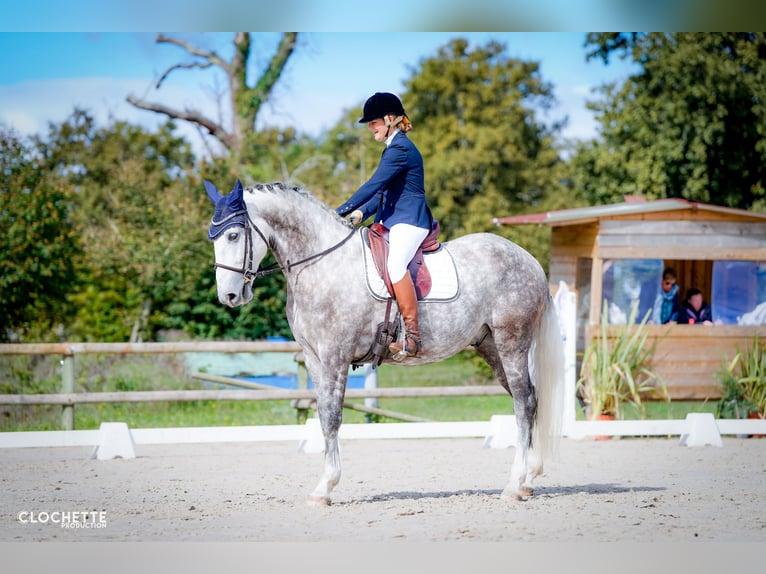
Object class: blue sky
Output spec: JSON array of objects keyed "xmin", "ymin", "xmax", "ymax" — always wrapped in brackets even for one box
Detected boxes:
[{"xmin": 0, "ymin": 32, "xmax": 639, "ymax": 156}]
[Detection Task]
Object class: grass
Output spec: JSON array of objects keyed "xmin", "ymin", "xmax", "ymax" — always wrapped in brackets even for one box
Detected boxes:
[
  {"xmin": 573, "ymin": 400, "xmax": 717, "ymax": 421},
  {"xmin": 0, "ymin": 350, "xmax": 718, "ymax": 431}
]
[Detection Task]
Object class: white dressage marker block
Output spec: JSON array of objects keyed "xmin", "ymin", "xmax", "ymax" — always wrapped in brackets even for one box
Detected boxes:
[
  {"xmin": 483, "ymin": 415, "xmax": 517, "ymax": 449},
  {"xmin": 679, "ymin": 413, "xmax": 722, "ymax": 447},
  {"xmin": 91, "ymin": 422, "xmax": 136, "ymax": 460},
  {"xmin": 298, "ymin": 417, "xmax": 325, "ymax": 453}
]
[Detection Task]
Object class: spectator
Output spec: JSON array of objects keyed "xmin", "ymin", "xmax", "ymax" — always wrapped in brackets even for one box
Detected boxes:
[
  {"xmin": 679, "ymin": 287, "xmax": 714, "ymax": 325},
  {"xmin": 650, "ymin": 267, "xmax": 681, "ymax": 324}
]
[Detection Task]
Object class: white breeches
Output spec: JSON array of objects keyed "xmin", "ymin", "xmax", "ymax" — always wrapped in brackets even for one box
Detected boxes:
[{"xmin": 387, "ymin": 223, "xmax": 429, "ymax": 283}]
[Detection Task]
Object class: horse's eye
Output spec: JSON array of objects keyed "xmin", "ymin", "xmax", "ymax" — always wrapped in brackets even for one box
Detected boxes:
[{"xmin": 227, "ymin": 231, "xmax": 239, "ymax": 241}]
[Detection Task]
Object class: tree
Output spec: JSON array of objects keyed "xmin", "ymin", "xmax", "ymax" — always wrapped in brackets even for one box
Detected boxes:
[
  {"xmin": 574, "ymin": 33, "xmax": 766, "ymax": 210},
  {"xmin": 35, "ymin": 110, "xmax": 207, "ymax": 341},
  {"xmin": 127, "ymin": 32, "xmax": 298, "ymax": 164},
  {"xmin": 0, "ymin": 128, "xmax": 80, "ymax": 341},
  {"xmin": 402, "ymin": 38, "xmax": 568, "ymax": 240}
]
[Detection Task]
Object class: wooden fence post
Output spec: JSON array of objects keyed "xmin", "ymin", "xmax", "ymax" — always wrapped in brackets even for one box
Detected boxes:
[
  {"xmin": 292, "ymin": 352, "xmax": 312, "ymax": 423},
  {"xmin": 61, "ymin": 354, "xmax": 75, "ymax": 430}
]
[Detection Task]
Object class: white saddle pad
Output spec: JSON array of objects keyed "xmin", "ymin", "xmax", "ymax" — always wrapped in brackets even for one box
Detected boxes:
[{"xmin": 359, "ymin": 229, "xmax": 459, "ymax": 302}]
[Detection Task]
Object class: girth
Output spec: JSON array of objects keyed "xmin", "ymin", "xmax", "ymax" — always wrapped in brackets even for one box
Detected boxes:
[{"xmin": 366, "ymin": 220, "xmax": 441, "ymax": 300}]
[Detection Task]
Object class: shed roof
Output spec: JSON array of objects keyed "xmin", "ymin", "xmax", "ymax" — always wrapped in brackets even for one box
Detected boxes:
[{"xmin": 492, "ymin": 197, "xmax": 766, "ymax": 227}]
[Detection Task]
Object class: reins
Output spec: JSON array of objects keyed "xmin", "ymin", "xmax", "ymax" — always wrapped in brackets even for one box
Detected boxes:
[{"xmin": 213, "ymin": 211, "xmax": 357, "ymax": 283}]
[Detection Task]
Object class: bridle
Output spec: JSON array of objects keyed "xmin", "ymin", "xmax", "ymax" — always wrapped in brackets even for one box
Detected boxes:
[{"xmin": 213, "ymin": 210, "xmax": 357, "ymax": 283}]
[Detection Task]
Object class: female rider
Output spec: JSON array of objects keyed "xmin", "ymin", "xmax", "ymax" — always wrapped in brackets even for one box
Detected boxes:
[{"xmin": 336, "ymin": 92, "xmax": 434, "ymax": 360}]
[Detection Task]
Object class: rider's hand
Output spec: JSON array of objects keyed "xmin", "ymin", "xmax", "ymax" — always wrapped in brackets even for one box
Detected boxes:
[{"xmin": 347, "ymin": 210, "xmax": 364, "ymax": 226}]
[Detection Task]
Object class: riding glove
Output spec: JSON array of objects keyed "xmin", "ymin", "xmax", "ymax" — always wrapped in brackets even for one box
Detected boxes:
[{"xmin": 347, "ymin": 210, "xmax": 364, "ymax": 226}]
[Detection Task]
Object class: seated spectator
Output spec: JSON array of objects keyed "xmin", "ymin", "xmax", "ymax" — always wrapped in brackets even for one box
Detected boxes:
[
  {"xmin": 651, "ymin": 267, "xmax": 681, "ymax": 324},
  {"xmin": 679, "ymin": 287, "xmax": 714, "ymax": 325}
]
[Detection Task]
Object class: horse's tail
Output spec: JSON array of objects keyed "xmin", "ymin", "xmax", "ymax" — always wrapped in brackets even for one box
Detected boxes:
[{"xmin": 531, "ymin": 294, "xmax": 565, "ymax": 463}]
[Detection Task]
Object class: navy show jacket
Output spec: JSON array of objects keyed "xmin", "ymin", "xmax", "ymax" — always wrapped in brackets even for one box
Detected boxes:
[{"xmin": 336, "ymin": 131, "xmax": 432, "ymax": 230}]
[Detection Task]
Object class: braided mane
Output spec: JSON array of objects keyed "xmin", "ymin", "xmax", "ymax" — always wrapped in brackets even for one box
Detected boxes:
[{"xmin": 246, "ymin": 181, "xmax": 353, "ymax": 228}]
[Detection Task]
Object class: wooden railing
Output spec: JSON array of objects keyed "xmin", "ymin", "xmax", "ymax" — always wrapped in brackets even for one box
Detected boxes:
[
  {"xmin": 0, "ymin": 341, "xmax": 300, "ymax": 430},
  {"xmin": 0, "ymin": 341, "xmax": 507, "ymax": 430},
  {"xmin": 584, "ymin": 324, "xmax": 766, "ymax": 400}
]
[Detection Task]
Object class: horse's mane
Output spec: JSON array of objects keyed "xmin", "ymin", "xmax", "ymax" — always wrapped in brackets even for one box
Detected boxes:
[{"xmin": 246, "ymin": 181, "xmax": 354, "ymax": 229}]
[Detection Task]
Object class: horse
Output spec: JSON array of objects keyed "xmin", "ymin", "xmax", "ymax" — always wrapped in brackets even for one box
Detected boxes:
[{"xmin": 204, "ymin": 179, "xmax": 564, "ymax": 506}]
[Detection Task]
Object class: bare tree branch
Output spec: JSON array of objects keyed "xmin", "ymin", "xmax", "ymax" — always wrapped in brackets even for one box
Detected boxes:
[
  {"xmin": 156, "ymin": 61, "xmax": 213, "ymax": 89},
  {"xmin": 191, "ymin": 122, "xmax": 221, "ymax": 158},
  {"xmin": 126, "ymin": 33, "xmax": 299, "ymax": 160},
  {"xmin": 156, "ymin": 34, "xmax": 228, "ymax": 68},
  {"xmin": 125, "ymin": 95, "xmax": 233, "ymax": 149},
  {"xmin": 155, "ymin": 33, "xmax": 229, "ymax": 87},
  {"xmin": 249, "ymin": 32, "xmax": 298, "ymax": 114}
]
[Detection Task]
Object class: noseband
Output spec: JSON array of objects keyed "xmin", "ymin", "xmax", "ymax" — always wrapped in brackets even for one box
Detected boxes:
[{"xmin": 213, "ymin": 211, "xmax": 356, "ymax": 282}]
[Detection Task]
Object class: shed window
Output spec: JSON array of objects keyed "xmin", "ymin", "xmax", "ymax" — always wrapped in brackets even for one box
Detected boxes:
[
  {"xmin": 711, "ymin": 261, "xmax": 766, "ymax": 325},
  {"xmin": 601, "ymin": 258, "xmax": 663, "ymax": 324}
]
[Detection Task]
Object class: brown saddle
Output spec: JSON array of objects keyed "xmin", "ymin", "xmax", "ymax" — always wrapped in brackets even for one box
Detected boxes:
[{"xmin": 367, "ymin": 221, "xmax": 441, "ymax": 300}]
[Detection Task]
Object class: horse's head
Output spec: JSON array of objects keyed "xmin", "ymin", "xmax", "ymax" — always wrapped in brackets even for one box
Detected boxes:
[{"xmin": 205, "ymin": 179, "xmax": 267, "ymax": 307}]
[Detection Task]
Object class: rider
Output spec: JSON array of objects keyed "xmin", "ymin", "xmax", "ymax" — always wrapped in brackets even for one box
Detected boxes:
[{"xmin": 336, "ymin": 92, "xmax": 434, "ymax": 360}]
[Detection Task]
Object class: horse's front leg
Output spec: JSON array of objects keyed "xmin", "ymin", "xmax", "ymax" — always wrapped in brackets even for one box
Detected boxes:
[{"xmin": 305, "ymin": 357, "xmax": 348, "ymax": 507}]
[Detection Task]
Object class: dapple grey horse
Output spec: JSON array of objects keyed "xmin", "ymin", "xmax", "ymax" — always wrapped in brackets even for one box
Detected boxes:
[{"xmin": 205, "ymin": 179, "xmax": 564, "ymax": 505}]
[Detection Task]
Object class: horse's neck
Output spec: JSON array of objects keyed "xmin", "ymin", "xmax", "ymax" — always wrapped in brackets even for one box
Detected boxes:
[{"xmin": 245, "ymin": 184, "xmax": 350, "ymax": 267}]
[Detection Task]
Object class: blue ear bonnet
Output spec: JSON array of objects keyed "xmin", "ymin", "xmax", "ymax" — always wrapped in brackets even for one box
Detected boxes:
[{"xmin": 207, "ymin": 179, "xmax": 247, "ymax": 240}]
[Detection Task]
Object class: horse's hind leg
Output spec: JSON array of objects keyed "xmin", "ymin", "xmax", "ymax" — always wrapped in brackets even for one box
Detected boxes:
[
  {"xmin": 478, "ymin": 332, "xmax": 539, "ymax": 501},
  {"xmin": 502, "ymin": 346, "xmax": 539, "ymax": 501},
  {"xmin": 305, "ymin": 356, "xmax": 346, "ymax": 507}
]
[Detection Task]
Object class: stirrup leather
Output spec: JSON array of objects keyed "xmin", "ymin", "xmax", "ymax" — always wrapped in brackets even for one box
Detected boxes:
[{"xmin": 390, "ymin": 331, "xmax": 422, "ymax": 361}]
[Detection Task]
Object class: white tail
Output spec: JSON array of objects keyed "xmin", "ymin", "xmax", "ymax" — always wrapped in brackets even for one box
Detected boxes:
[{"xmin": 531, "ymin": 296, "xmax": 565, "ymax": 463}]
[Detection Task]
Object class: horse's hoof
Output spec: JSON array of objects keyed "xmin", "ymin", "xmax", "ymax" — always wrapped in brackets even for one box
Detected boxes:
[
  {"xmin": 520, "ymin": 485, "xmax": 534, "ymax": 497},
  {"xmin": 306, "ymin": 495, "xmax": 331, "ymax": 507},
  {"xmin": 500, "ymin": 489, "xmax": 525, "ymax": 502}
]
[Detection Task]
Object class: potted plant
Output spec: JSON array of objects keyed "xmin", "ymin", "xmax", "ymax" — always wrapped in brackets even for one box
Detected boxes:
[
  {"xmin": 716, "ymin": 335, "xmax": 766, "ymax": 421},
  {"xmin": 577, "ymin": 300, "xmax": 668, "ymax": 424}
]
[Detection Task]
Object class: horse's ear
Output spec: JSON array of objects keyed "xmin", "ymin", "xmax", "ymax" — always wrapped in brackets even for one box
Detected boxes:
[
  {"xmin": 224, "ymin": 179, "xmax": 245, "ymax": 212},
  {"xmin": 204, "ymin": 180, "xmax": 222, "ymax": 205}
]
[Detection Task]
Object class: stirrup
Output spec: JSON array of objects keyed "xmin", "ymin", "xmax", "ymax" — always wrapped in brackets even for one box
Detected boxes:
[{"xmin": 390, "ymin": 332, "xmax": 421, "ymax": 362}]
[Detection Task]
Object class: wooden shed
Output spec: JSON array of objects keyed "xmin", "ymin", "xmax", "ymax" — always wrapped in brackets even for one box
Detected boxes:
[{"xmin": 494, "ymin": 197, "xmax": 766, "ymax": 400}]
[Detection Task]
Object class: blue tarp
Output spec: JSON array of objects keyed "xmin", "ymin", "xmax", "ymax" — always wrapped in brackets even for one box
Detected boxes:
[{"xmin": 184, "ymin": 351, "xmax": 367, "ymax": 389}]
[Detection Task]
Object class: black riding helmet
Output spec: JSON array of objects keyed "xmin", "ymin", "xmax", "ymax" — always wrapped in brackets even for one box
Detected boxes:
[{"xmin": 358, "ymin": 92, "xmax": 406, "ymax": 124}]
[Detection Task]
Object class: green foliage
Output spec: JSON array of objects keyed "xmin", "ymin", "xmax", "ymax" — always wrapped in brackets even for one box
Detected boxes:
[
  {"xmin": 716, "ymin": 335, "xmax": 766, "ymax": 418},
  {"xmin": 311, "ymin": 108, "xmax": 379, "ymax": 208},
  {"xmin": 238, "ymin": 127, "xmax": 330, "ymax": 186},
  {"xmin": 577, "ymin": 300, "xmax": 668, "ymax": 418},
  {"xmin": 0, "ymin": 128, "xmax": 80, "ymax": 340},
  {"xmin": 178, "ymin": 264, "xmax": 292, "ymax": 340},
  {"xmin": 574, "ymin": 33, "xmax": 766, "ymax": 210},
  {"xmin": 403, "ymin": 38, "xmax": 569, "ymax": 241},
  {"xmin": 31, "ymin": 110, "xmax": 217, "ymax": 342}
]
